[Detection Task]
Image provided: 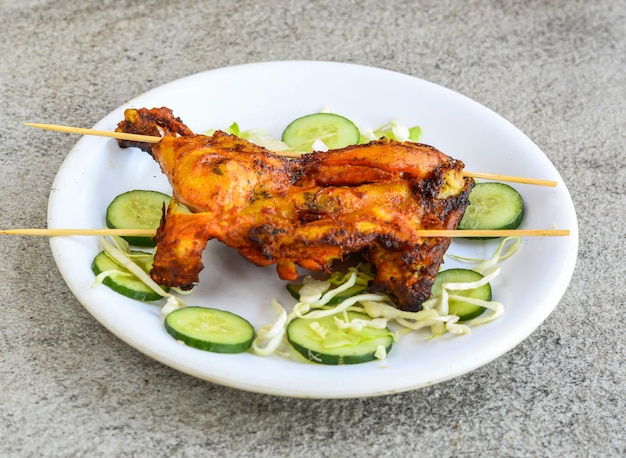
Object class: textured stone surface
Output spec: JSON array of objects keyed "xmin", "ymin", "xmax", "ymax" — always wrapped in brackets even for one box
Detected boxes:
[{"xmin": 1, "ymin": 1, "xmax": 624, "ymax": 456}]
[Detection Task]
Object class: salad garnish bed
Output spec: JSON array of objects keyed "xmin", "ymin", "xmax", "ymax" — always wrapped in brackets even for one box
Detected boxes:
[{"xmin": 91, "ymin": 112, "xmax": 524, "ymax": 365}]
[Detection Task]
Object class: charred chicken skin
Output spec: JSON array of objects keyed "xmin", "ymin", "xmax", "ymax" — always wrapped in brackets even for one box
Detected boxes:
[{"xmin": 116, "ymin": 107, "xmax": 474, "ymax": 311}]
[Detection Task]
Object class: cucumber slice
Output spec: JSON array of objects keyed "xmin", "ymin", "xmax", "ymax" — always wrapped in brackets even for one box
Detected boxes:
[
  {"xmin": 458, "ymin": 182, "xmax": 524, "ymax": 234},
  {"xmin": 431, "ymin": 269, "xmax": 492, "ymax": 321},
  {"xmin": 281, "ymin": 113, "xmax": 360, "ymax": 152},
  {"xmin": 106, "ymin": 190, "xmax": 171, "ymax": 247},
  {"xmin": 92, "ymin": 251, "xmax": 164, "ymax": 301},
  {"xmin": 287, "ymin": 311, "xmax": 393, "ymax": 365},
  {"xmin": 286, "ymin": 283, "xmax": 368, "ymax": 304},
  {"xmin": 164, "ymin": 307, "xmax": 255, "ymax": 354}
]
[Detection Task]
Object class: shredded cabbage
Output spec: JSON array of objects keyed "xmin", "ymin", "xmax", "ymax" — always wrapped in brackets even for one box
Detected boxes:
[
  {"xmin": 311, "ymin": 139, "xmax": 329, "ymax": 152},
  {"xmin": 366, "ymin": 119, "xmax": 422, "ymax": 143},
  {"xmin": 252, "ymin": 238, "xmax": 520, "ymax": 359},
  {"xmin": 251, "ymin": 299, "xmax": 288, "ymax": 356},
  {"xmin": 446, "ymin": 236, "xmax": 521, "ymax": 274},
  {"xmin": 96, "ymin": 236, "xmax": 186, "ymax": 315}
]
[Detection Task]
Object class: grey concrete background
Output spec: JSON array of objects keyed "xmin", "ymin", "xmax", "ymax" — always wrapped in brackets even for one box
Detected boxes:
[{"xmin": 1, "ymin": 1, "xmax": 624, "ymax": 456}]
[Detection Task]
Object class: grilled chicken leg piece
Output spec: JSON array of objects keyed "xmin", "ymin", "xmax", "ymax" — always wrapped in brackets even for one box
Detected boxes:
[{"xmin": 116, "ymin": 107, "xmax": 474, "ymax": 311}]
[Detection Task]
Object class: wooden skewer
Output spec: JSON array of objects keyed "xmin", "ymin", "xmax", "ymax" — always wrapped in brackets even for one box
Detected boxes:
[
  {"xmin": 24, "ymin": 123, "xmax": 163, "ymax": 144},
  {"xmin": 418, "ymin": 229, "xmax": 570, "ymax": 237},
  {"xmin": 463, "ymin": 171, "xmax": 556, "ymax": 187},
  {"xmin": 26, "ymin": 123, "xmax": 558, "ymax": 187},
  {"xmin": 0, "ymin": 228, "xmax": 156, "ymax": 237},
  {"xmin": 0, "ymin": 228, "xmax": 569, "ymax": 238}
]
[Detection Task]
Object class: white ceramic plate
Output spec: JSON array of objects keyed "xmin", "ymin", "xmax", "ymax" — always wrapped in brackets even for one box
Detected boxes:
[{"xmin": 48, "ymin": 61, "xmax": 578, "ymax": 398}]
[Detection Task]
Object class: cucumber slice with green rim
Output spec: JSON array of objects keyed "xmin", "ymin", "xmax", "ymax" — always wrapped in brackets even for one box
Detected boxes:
[
  {"xmin": 431, "ymin": 268, "xmax": 492, "ymax": 321},
  {"xmin": 92, "ymin": 251, "xmax": 165, "ymax": 301},
  {"xmin": 458, "ymin": 182, "xmax": 524, "ymax": 234},
  {"xmin": 286, "ymin": 283, "xmax": 368, "ymax": 304},
  {"xmin": 106, "ymin": 190, "xmax": 171, "ymax": 247},
  {"xmin": 287, "ymin": 311, "xmax": 393, "ymax": 365},
  {"xmin": 164, "ymin": 307, "xmax": 255, "ymax": 354},
  {"xmin": 281, "ymin": 113, "xmax": 360, "ymax": 152}
]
